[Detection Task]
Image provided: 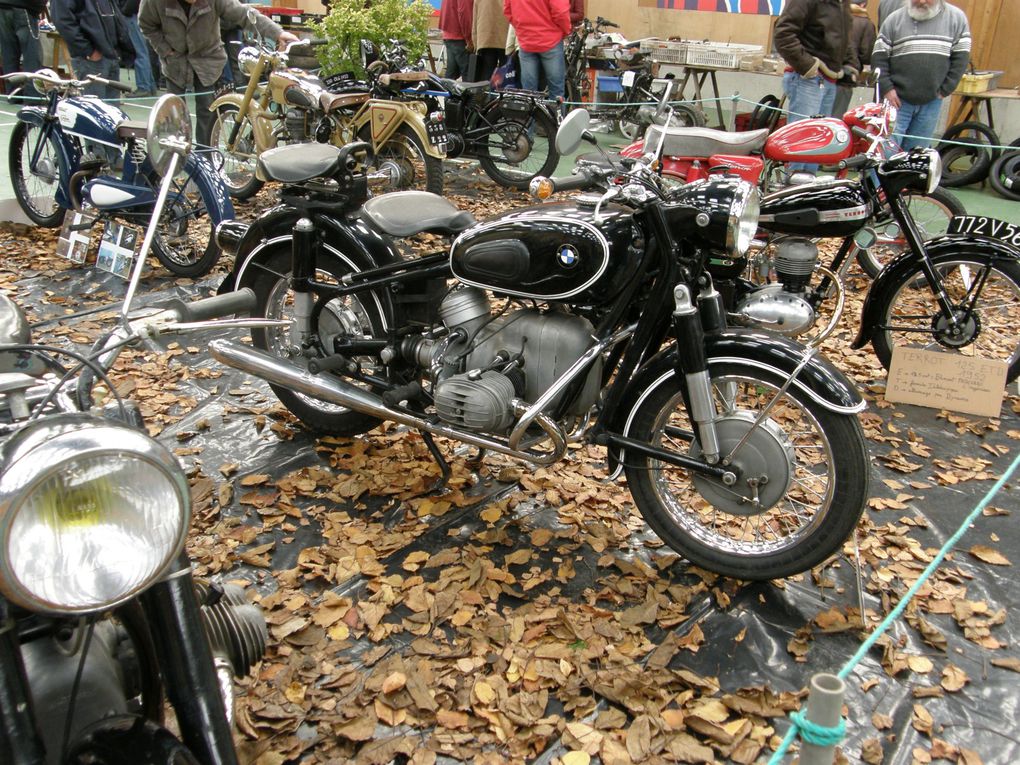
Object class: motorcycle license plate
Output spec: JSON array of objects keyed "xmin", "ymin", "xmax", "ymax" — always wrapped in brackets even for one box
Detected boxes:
[
  {"xmin": 947, "ymin": 215, "xmax": 1020, "ymax": 249},
  {"xmin": 426, "ymin": 119, "xmax": 448, "ymax": 147},
  {"xmin": 323, "ymin": 71, "xmax": 357, "ymax": 92}
]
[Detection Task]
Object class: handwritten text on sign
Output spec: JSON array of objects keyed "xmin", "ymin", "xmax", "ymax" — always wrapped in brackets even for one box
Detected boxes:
[{"xmin": 885, "ymin": 347, "xmax": 1007, "ymax": 418}]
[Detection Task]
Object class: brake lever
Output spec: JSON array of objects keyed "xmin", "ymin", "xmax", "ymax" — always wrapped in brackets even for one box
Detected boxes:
[{"xmin": 593, "ymin": 185, "xmax": 622, "ymax": 224}]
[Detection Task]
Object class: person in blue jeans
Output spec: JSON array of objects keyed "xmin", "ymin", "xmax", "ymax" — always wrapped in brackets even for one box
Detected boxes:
[
  {"xmin": 774, "ymin": 0, "xmax": 859, "ymax": 175},
  {"xmin": 120, "ymin": 0, "xmax": 157, "ymax": 96},
  {"xmin": 504, "ymin": 0, "xmax": 570, "ymax": 110},
  {"xmin": 0, "ymin": 0, "xmax": 45, "ymax": 102},
  {"xmin": 51, "ymin": 0, "xmax": 135, "ymax": 100}
]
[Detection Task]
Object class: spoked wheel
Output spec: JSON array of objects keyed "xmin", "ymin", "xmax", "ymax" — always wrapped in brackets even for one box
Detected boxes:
[
  {"xmin": 248, "ymin": 241, "xmax": 403, "ymax": 436},
  {"xmin": 478, "ymin": 103, "xmax": 559, "ymax": 189},
  {"xmin": 210, "ymin": 104, "xmax": 264, "ymax": 200},
  {"xmin": 359, "ymin": 123, "xmax": 443, "ymax": 195},
  {"xmin": 150, "ymin": 176, "xmax": 220, "ymax": 277},
  {"xmin": 624, "ymin": 359, "xmax": 869, "ymax": 580},
  {"xmin": 870, "ymin": 253, "xmax": 1020, "ymax": 383},
  {"xmin": 856, "ymin": 187, "xmax": 966, "ymax": 277},
  {"xmin": 9, "ymin": 121, "xmax": 65, "ymax": 227}
]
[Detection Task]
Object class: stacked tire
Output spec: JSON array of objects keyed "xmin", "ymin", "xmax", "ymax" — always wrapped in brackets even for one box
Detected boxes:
[
  {"xmin": 936, "ymin": 121, "xmax": 1001, "ymax": 188},
  {"xmin": 988, "ymin": 139, "xmax": 1020, "ymax": 202}
]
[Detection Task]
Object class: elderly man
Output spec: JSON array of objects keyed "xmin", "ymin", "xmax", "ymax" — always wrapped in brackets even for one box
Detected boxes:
[{"xmin": 871, "ymin": 0, "xmax": 970, "ymax": 150}]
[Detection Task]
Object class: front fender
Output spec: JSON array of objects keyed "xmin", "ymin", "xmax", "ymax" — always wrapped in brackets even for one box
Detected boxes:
[
  {"xmin": 208, "ymin": 92, "xmax": 276, "ymax": 154},
  {"xmin": 17, "ymin": 109, "xmax": 79, "ymax": 210},
  {"xmin": 852, "ymin": 234, "xmax": 1020, "ymax": 348},
  {"xmin": 183, "ymin": 152, "xmax": 234, "ymax": 224}
]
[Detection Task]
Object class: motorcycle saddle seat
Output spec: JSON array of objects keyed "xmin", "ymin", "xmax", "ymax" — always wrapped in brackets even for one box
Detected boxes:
[
  {"xmin": 257, "ymin": 143, "xmax": 347, "ymax": 183},
  {"xmin": 643, "ymin": 125, "xmax": 769, "ymax": 158},
  {"xmin": 440, "ymin": 78, "xmax": 491, "ymax": 97},
  {"xmin": 319, "ymin": 91, "xmax": 371, "ymax": 112},
  {"xmin": 116, "ymin": 120, "xmax": 148, "ymax": 140},
  {"xmin": 361, "ymin": 191, "xmax": 476, "ymax": 237}
]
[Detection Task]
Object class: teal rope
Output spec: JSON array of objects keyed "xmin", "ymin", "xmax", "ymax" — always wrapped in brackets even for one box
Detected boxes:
[
  {"xmin": 768, "ymin": 448, "xmax": 1020, "ymax": 764},
  {"xmin": 788, "ymin": 710, "xmax": 846, "ymax": 747}
]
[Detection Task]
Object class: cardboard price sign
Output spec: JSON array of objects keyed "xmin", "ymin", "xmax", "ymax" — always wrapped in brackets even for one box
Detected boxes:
[{"xmin": 885, "ymin": 346, "xmax": 1007, "ymax": 418}]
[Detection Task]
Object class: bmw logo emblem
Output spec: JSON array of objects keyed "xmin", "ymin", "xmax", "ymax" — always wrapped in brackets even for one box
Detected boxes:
[{"xmin": 558, "ymin": 245, "xmax": 580, "ymax": 268}]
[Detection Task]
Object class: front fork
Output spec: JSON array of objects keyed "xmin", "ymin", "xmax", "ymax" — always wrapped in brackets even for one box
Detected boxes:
[
  {"xmin": 289, "ymin": 217, "xmax": 317, "ymax": 350},
  {"xmin": 671, "ymin": 283, "xmax": 723, "ymax": 463}
]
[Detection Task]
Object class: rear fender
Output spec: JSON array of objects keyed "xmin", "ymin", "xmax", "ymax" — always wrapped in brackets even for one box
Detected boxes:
[
  {"xmin": 852, "ymin": 234, "xmax": 1020, "ymax": 348},
  {"xmin": 607, "ymin": 330, "xmax": 865, "ymax": 472},
  {"xmin": 353, "ymin": 102, "xmax": 445, "ymax": 159}
]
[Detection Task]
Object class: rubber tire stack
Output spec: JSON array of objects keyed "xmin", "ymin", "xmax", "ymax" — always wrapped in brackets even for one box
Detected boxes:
[
  {"xmin": 936, "ymin": 121, "xmax": 1001, "ymax": 188},
  {"xmin": 987, "ymin": 138, "xmax": 1020, "ymax": 202}
]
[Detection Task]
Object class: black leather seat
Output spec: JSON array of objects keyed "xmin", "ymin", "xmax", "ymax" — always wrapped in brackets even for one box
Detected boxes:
[
  {"xmin": 361, "ymin": 191, "xmax": 476, "ymax": 237},
  {"xmin": 257, "ymin": 143, "xmax": 343, "ymax": 183}
]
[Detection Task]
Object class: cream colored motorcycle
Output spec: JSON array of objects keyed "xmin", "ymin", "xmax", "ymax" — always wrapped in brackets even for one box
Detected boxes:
[{"xmin": 210, "ymin": 36, "xmax": 446, "ymax": 200}]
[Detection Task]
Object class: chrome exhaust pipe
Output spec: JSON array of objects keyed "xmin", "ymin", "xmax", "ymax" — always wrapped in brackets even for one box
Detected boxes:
[{"xmin": 207, "ymin": 339, "xmax": 566, "ymax": 464}]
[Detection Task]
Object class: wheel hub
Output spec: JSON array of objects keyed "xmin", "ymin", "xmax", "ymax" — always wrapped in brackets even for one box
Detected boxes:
[
  {"xmin": 376, "ymin": 157, "xmax": 413, "ymax": 189},
  {"xmin": 932, "ymin": 308, "xmax": 980, "ymax": 349},
  {"xmin": 500, "ymin": 129, "xmax": 531, "ymax": 163},
  {"xmin": 33, "ymin": 157, "xmax": 57, "ymax": 185},
  {"xmin": 688, "ymin": 411, "xmax": 795, "ymax": 516}
]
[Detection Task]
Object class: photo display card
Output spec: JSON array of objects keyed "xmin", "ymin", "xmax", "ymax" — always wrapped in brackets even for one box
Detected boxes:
[
  {"xmin": 55, "ymin": 211, "xmax": 97, "ymax": 264},
  {"xmin": 95, "ymin": 221, "xmax": 142, "ymax": 280}
]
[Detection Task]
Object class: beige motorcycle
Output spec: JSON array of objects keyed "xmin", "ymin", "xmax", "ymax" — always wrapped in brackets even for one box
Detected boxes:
[{"xmin": 209, "ymin": 38, "xmax": 446, "ymax": 200}]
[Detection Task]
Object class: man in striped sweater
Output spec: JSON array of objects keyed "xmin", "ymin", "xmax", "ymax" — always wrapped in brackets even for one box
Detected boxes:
[{"xmin": 871, "ymin": 0, "xmax": 970, "ymax": 150}]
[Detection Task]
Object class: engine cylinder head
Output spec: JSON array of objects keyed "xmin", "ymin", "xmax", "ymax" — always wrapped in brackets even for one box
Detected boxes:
[
  {"xmin": 435, "ymin": 370, "xmax": 516, "ymax": 433},
  {"xmin": 439, "ymin": 288, "xmax": 490, "ymax": 329},
  {"xmin": 195, "ymin": 581, "xmax": 268, "ymax": 677},
  {"xmin": 773, "ymin": 237, "xmax": 818, "ymax": 291}
]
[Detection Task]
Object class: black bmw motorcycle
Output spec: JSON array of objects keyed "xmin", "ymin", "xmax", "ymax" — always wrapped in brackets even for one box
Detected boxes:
[{"xmin": 211, "ymin": 113, "xmax": 870, "ymax": 581}]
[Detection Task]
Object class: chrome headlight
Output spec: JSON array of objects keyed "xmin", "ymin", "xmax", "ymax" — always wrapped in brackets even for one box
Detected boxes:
[
  {"xmin": 727, "ymin": 181, "xmax": 760, "ymax": 257},
  {"xmin": 0, "ymin": 415, "xmax": 190, "ymax": 614},
  {"xmin": 925, "ymin": 150, "xmax": 942, "ymax": 193},
  {"xmin": 237, "ymin": 46, "xmax": 261, "ymax": 77}
]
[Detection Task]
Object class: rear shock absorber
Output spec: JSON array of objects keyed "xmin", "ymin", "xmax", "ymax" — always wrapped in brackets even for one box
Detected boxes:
[{"xmin": 290, "ymin": 218, "xmax": 317, "ymax": 351}]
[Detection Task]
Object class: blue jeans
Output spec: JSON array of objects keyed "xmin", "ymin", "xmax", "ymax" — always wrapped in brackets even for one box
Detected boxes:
[
  {"xmin": 893, "ymin": 98, "xmax": 942, "ymax": 151},
  {"xmin": 71, "ymin": 56, "xmax": 122, "ymax": 101},
  {"xmin": 444, "ymin": 39, "xmax": 469, "ymax": 80},
  {"xmin": 0, "ymin": 8, "xmax": 42, "ymax": 99},
  {"xmin": 125, "ymin": 15, "xmax": 156, "ymax": 93},
  {"xmin": 783, "ymin": 70, "xmax": 837, "ymax": 174},
  {"xmin": 520, "ymin": 40, "xmax": 565, "ymax": 107}
]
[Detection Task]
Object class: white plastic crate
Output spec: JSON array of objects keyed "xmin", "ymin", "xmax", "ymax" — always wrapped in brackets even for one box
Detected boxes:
[
  {"xmin": 683, "ymin": 42, "xmax": 763, "ymax": 70},
  {"xmin": 639, "ymin": 39, "xmax": 688, "ymax": 65}
]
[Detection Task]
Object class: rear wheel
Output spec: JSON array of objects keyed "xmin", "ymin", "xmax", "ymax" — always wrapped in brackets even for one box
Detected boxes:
[
  {"xmin": 247, "ymin": 241, "xmax": 403, "ymax": 436},
  {"xmin": 856, "ymin": 187, "xmax": 966, "ymax": 277},
  {"xmin": 624, "ymin": 358, "xmax": 869, "ymax": 580},
  {"xmin": 869, "ymin": 252, "xmax": 1020, "ymax": 383},
  {"xmin": 210, "ymin": 104, "xmax": 264, "ymax": 200},
  {"xmin": 359, "ymin": 123, "xmax": 443, "ymax": 195},
  {"xmin": 477, "ymin": 102, "xmax": 559, "ymax": 189},
  {"xmin": 9, "ymin": 121, "xmax": 65, "ymax": 227}
]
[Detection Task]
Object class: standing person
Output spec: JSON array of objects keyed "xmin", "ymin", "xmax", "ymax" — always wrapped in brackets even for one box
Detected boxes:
[
  {"xmin": 473, "ymin": 0, "xmax": 508, "ymax": 82},
  {"xmin": 774, "ymin": 0, "xmax": 858, "ymax": 173},
  {"xmin": 439, "ymin": 0, "xmax": 474, "ymax": 80},
  {"xmin": 831, "ymin": 0, "xmax": 875, "ymax": 118},
  {"xmin": 0, "ymin": 0, "xmax": 45, "ymax": 101},
  {"xmin": 50, "ymin": 0, "xmax": 135, "ymax": 99},
  {"xmin": 503, "ymin": 0, "xmax": 570, "ymax": 105},
  {"xmin": 569, "ymin": 0, "xmax": 583, "ymax": 26},
  {"xmin": 139, "ymin": 0, "xmax": 296, "ymax": 148},
  {"xmin": 871, "ymin": 0, "xmax": 970, "ymax": 150},
  {"xmin": 120, "ymin": 0, "xmax": 157, "ymax": 96},
  {"xmin": 877, "ymin": 0, "xmax": 899, "ymax": 29}
]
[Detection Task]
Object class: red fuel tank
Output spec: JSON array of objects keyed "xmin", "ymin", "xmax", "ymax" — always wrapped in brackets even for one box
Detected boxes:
[{"xmin": 764, "ymin": 118, "xmax": 853, "ymax": 164}]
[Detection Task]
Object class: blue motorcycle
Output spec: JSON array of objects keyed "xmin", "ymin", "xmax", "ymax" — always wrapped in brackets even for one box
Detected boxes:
[{"xmin": 4, "ymin": 69, "xmax": 234, "ymax": 277}]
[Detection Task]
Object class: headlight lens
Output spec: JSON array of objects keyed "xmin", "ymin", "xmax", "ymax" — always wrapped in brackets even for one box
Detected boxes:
[
  {"xmin": 727, "ymin": 181, "xmax": 760, "ymax": 257},
  {"xmin": 926, "ymin": 150, "xmax": 942, "ymax": 193},
  {"xmin": 237, "ymin": 46, "xmax": 261, "ymax": 77},
  {"xmin": 0, "ymin": 416, "xmax": 189, "ymax": 614}
]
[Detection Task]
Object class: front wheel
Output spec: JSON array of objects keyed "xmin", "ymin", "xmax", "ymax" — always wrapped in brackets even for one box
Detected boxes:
[
  {"xmin": 477, "ymin": 103, "xmax": 559, "ymax": 189},
  {"xmin": 856, "ymin": 187, "xmax": 966, "ymax": 278},
  {"xmin": 247, "ymin": 241, "xmax": 403, "ymax": 436},
  {"xmin": 209, "ymin": 104, "xmax": 264, "ymax": 200},
  {"xmin": 869, "ymin": 252, "xmax": 1020, "ymax": 383},
  {"xmin": 149, "ymin": 174, "xmax": 220, "ymax": 277},
  {"xmin": 359, "ymin": 123, "xmax": 443, "ymax": 195},
  {"xmin": 9, "ymin": 121, "xmax": 65, "ymax": 228},
  {"xmin": 624, "ymin": 360, "xmax": 869, "ymax": 580}
]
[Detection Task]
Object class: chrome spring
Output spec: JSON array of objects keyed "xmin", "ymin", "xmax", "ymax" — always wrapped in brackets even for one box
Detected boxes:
[{"xmin": 128, "ymin": 138, "xmax": 147, "ymax": 168}]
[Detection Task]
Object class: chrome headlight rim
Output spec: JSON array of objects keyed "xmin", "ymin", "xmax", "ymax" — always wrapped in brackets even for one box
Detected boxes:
[
  {"xmin": 926, "ymin": 149, "xmax": 942, "ymax": 193},
  {"xmin": 0, "ymin": 415, "xmax": 190, "ymax": 615},
  {"xmin": 237, "ymin": 46, "xmax": 262, "ymax": 77},
  {"xmin": 726, "ymin": 180, "xmax": 760, "ymax": 258}
]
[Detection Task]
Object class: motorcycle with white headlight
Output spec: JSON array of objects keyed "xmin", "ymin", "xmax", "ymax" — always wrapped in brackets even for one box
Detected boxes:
[
  {"xmin": 0, "ymin": 94, "xmax": 267, "ymax": 765},
  {"xmin": 210, "ymin": 111, "xmax": 870, "ymax": 581}
]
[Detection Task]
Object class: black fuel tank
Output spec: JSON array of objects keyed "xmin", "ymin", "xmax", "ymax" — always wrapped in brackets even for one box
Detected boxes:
[
  {"xmin": 758, "ymin": 178, "xmax": 872, "ymax": 237},
  {"xmin": 450, "ymin": 201, "xmax": 642, "ymax": 304}
]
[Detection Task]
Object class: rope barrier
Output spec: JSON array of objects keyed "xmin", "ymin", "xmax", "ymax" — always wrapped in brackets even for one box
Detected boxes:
[{"xmin": 767, "ymin": 448, "xmax": 1020, "ymax": 764}]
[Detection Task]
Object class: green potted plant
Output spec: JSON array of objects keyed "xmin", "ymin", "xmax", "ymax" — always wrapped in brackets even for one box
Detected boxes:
[{"xmin": 311, "ymin": 0, "xmax": 434, "ymax": 77}]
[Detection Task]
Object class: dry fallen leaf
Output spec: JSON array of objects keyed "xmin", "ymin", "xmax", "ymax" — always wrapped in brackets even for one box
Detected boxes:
[{"xmin": 968, "ymin": 545, "xmax": 1012, "ymax": 566}]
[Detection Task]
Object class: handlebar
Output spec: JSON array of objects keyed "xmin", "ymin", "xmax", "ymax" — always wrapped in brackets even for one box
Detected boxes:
[
  {"xmin": 529, "ymin": 167, "xmax": 599, "ymax": 198},
  {"xmin": 595, "ymin": 16, "xmax": 619, "ymax": 28},
  {"xmin": 838, "ymin": 154, "xmax": 877, "ymax": 171},
  {"xmin": 1, "ymin": 70, "xmax": 132, "ymax": 93},
  {"xmin": 156, "ymin": 288, "xmax": 257, "ymax": 324}
]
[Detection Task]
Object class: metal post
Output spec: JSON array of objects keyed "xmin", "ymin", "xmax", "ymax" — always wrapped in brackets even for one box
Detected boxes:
[{"xmin": 799, "ymin": 673, "xmax": 846, "ymax": 765}]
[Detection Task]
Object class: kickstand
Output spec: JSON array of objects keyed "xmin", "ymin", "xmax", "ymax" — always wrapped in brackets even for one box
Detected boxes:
[
  {"xmin": 466, "ymin": 447, "xmax": 487, "ymax": 468},
  {"xmin": 420, "ymin": 431, "xmax": 451, "ymax": 494}
]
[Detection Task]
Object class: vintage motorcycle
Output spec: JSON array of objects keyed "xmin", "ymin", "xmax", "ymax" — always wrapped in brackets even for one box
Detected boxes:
[
  {"xmin": 210, "ymin": 33, "xmax": 446, "ymax": 200},
  {"xmin": 4, "ymin": 69, "xmax": 233, "ymax": 277},
  {"xmin": 365, "ymin": 39, "xmax": 560, "ymax": 190},
  {"xmin": 0, "ymin": 94, "xmax": 266, "ymax": 765},
  {"xmin": 209, "ymin": 115, "xmax": 871, "ymax": 581}
]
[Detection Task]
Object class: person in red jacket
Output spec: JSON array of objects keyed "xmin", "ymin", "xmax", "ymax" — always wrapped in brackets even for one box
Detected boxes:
[
  {"xmin": 439, "ymin": 0, "xmax": 474, "ymax": 79},
  {"xmin": 503, "ymin": 0, "xmax": 570, "ymax": 105}
]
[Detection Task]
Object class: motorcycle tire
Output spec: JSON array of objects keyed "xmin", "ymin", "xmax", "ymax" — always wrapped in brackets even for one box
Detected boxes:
[
  {"xmin": 623, "ymin": 356, "xmax": 869, "ymax": 581},
  {"xmin": 148, "ymin": 172, "xmax": 221, "ymax": 278},
  {"xmin": 248, "ymin": 241, "xmax": 405, "ymax": 436},
  {"xmin": 749, "ymin": 94, "xmax": 782, "ymax": 132},
  {"xmin": 358, "ymin": 123, "xmax": 443, "ymax": 196},
  {"xmin": 869, "ymin": 251, "xmax": 1020, "ymax": 383},
  {"xmin": 478, "ymin": 102, "xmax": 559, "ymax": 189},
  {"xmin": 987, "ymin": 150, "xmax": 1020, "ymax": 202},
  {"xmin": 617, "ymin": 117, "xmax": 644, "ymax": 141},
  {"xmin": 209, "ymin": 104, "xmax": 264, "ymax": 201},
  {"xmin": 856, "ymin": 187, "xmax": 966, "ymax": 278},
  {"xmin": 937, "ymin": 121, "xmax": 1000, "ymax": 188},
  {"xmin": 9, "ymin": 120, "xmax": 65, "ymax": 228}
]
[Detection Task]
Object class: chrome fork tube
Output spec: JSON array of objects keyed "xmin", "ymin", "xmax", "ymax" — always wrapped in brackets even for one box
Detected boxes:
[{"xmin": 672, "ymin": 285, "xmax": 721, "ymax": 463}]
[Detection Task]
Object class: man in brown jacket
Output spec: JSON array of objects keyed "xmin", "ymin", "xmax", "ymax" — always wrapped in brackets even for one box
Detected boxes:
[
  {"xmin": 139, "ymin": 0, "xmax": 296, "ymax": 146},
  {"xmin": 831, "ymin": 0, "xmax": 876, "ymax": 117},
  {"xmin": 473, "ymin": 0, "xmax": 509, "ymax": 81}
]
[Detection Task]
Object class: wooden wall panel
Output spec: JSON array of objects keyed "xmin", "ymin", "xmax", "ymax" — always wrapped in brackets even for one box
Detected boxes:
[{"xmin": 587, "ymin": 1, "xmax": 774, "ymax": 47}]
